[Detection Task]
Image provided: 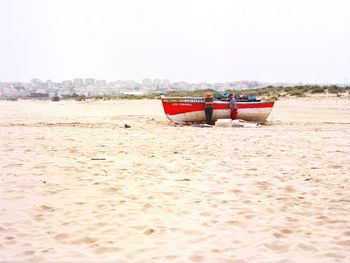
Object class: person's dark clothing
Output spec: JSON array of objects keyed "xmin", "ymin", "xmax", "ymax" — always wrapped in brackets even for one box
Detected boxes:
[
  {"xmin": 204, "ymin": 96, "xmax": 214, "ymax": 125},
  {"xmin": 205, "ymin": 107, "xmax": 213, "ymax": 125}
]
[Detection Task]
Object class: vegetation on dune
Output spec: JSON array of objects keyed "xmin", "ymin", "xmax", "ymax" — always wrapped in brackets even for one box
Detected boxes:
[
  {"xmin": 223, "ymin": 85, "xmax": 349, "ymax": 100},
  {"xmin": 165, "ymin": 89, "xmax": 216, "ymax": 98},
  {"xmin": 4, "ymin": 85, "xmax": 349, "ymax": 101},
  {"xmin": 91, "ymin": 85, "xmax": 349, "ymax": 100}
]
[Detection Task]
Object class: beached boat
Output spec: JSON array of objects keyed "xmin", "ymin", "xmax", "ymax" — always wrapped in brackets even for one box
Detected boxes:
[
  {"xmin": 161, "ymin": 96, "xmax": 275, "ymax": 124},
  {"xmin": 75, "ymin": 95, "xmax": 86, "ymax": 101},
  {"xmin": 51, "ymin": 96, "xmax": 60, "ymax": 101}
]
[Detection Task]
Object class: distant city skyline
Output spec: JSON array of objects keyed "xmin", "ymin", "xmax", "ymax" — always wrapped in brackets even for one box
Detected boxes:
[
  {"xmin": 0, "ymin": 0, "xmax": 349, "ymax": 84},
  {"xmin": 1, "ymin": 77, "xmax": 272, "ymax": 99},
  {"xmin": 1, "ymin": 77, "xmax": 348, "ymax": 86}
]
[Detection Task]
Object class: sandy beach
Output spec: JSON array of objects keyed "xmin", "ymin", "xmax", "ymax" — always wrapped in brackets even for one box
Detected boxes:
[{"xmin": 1, "ymin": 97, "xmax": 350, "ymax": 262}]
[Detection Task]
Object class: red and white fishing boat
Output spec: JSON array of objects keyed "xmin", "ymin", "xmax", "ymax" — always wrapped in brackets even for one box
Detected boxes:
[{"xmin": 161, "ymin": 96, "xmax": 275, "ymax": 124}]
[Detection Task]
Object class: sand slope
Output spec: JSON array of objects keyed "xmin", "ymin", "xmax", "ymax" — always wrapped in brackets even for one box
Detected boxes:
[{"xmin": 1, "ymin": 98, "xmax": 350, "ymax": 262}]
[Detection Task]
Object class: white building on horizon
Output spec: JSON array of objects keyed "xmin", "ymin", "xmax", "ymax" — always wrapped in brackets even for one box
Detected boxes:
[
  {"xmin": 74, "ymin": 78, "xmax": 84, "ymax": 87},
  {"xmin": 85, "ymin": 78, "xmax": 95, "ymax": 86},
  {"xmin": 96, "ymin": 79, "xmax": 106, "ymax": 87}
]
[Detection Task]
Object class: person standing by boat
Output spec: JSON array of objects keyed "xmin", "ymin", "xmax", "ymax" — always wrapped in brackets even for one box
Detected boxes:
[
  {"xmin": 204, "ymin": 92, "xmax": 214, "ymax": 125},
  {"xmin": 228, "ymin": 93, "xmax": 238, "ymax": 119}
]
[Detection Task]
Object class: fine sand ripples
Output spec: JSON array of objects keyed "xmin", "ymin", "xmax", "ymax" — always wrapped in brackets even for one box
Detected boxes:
[{"xmin": 0, "ymin": 98, "xmax": 350, "ymax": 262}]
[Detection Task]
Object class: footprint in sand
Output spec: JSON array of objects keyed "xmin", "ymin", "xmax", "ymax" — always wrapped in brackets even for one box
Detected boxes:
[
  {"xmin": 337, "ymin": 240, "xmax": 350, "ymax": 246},
  {"xmin": 255, "ymin": 181, "xmax": 271, "ymax": 191},
  {"xmin": 188, "ymin": 254, "xmax": 204, "ymax": 262},
  {"xmin": 324, "ymin": 252, "xmax": 346, "ymax": 259},
  {"xmin": 17, "ymin": 250, "xmax": 35, "ymax": 256},
  {"xmin": 343, "ymin": 231, "xmax": 350, "ymax": 236},
  {"xmin": 53, "ymin": 233, "xmax": 70, "ymax": 240},
  {"xmin": 95, "ymin": 246, "xmax": 123, "ymax": 254},
  {"xmin": 264, "ymin": 241, "xmax": 290, "ymax": 252},
  {"xmin": 32, "ymin": 214, "xmax": 45, "ymax": 222},
  {"xmin": 226, "ymin": 220, "xmax": 246, "ymax": 227},
  {"xmin": 103, "ymin": 186, "xmax": 121, "ymax": 193},
  {"xmin": 297, "ymin": 243, "xmax": 319, "ymax": 252},
  {"xmin": 230, "ymin": 189, "xmax": 242, "ymax": 194},
  {"xmin": 73, "ymin": 237, "xmax": 98, "ymax": 245},
  {"xmin": 37, "ymin": 205, "xmax": 56, "ymax": 212},
  {"xmin": 164, "ymin": 255, "xmax": 179, "ymax": 260}
]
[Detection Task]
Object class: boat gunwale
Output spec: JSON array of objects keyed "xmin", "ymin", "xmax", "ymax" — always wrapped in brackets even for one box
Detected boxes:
[{"xmin": 161, "ymin": 97, "xmax": 275, "ymax": 105}]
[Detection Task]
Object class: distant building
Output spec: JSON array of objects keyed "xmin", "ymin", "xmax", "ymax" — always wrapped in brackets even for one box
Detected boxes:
[
  {"xmin": 74, "ymin": 78, "xmax": 84, "ymax": 87},
  {"xmin": 162, "ymin": 79, "xmax": 170, "ymax": 89},
  {"xmin": 125, "ymin": 80, "xmax": 136, "ymax": 89},
  {"xmin": 46, "ymin": 80, "xmax": 54, "ymax": 89},
  {"xmin": 173, "ymin": 81, "xmax": 191, "ymax": 90},
  {"xmin": 62, "ymin": 80, "xmax": 73, "ymax": 86},
  {"xmin": 85, "ymin": 78, "xmax": 95, "ymax": 86},
  {"xmin": 153, "ymin": 79, "xmax": 161, "ymax": 89},
  {"xmin": 30, "ymin": 79, "xmax": 48, "ymax": 91},
  {"xmin": 142, "ymin": 78, "xmax": 152, "ymax": 88},
  {"xmin": 31, "ymin": 78, "xmax": 42, "ymax": 85},
  {"xmin": 96, "ymin": 79, "xmax": 106, "ymax": 87}
]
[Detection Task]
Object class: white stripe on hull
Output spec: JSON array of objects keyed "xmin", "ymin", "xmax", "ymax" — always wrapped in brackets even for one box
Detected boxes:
[{"xmin": 166, "ymin": 108, "xmax": 272, "ymax": 124}]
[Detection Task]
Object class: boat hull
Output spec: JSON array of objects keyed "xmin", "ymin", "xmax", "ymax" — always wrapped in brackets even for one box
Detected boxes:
[{"xmin": 161, "ymin": 97, "xmax": 275, "ymax": 124}]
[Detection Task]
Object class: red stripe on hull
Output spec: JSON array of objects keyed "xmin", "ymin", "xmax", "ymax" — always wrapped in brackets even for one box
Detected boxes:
[
  {"xmin": 238, "ymin": 102, "xmax": 275, "ymax": 109},
  {"xmin": 162, "ymin": 99, "xmax": 274, "ymax": 116},
  {"xmin": 162, "ymin": 101, "xmax": 204, "ymax": 115}
]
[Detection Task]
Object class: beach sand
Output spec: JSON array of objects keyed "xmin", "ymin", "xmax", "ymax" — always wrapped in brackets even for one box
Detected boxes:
[{"xmin": 1, "ymin": 98, "xmax": 350, "ymax": 262}]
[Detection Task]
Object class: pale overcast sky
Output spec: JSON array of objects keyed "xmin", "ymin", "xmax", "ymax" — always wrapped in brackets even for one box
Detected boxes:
[{"xmin": 0, "ymin": 0, "xmax": 349, "ymax": 83}]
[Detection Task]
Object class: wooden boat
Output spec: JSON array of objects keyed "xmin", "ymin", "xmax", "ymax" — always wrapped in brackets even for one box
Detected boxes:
[
  {"xmin": 161, "ymin": 96, "xmax": 275, "ymax": 124},
  {"xmin": 51, "ymin": 96, "xmax": 60, "ymax": 101},
  {"xmin": 75, "ymin": 95, "xmax": 86, "ymax": 101}
]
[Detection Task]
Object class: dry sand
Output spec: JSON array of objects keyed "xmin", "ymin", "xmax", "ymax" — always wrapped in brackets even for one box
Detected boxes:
[{"xmin": 0, "ymin": 98, "xmax": 349, "ymax": 262}]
